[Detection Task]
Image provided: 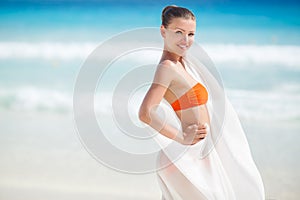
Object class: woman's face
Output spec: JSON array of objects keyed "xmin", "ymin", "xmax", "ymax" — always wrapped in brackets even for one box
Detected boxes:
[{"xmin": 161, "ymin": 17, "xmax": 196, "ymax": 57}]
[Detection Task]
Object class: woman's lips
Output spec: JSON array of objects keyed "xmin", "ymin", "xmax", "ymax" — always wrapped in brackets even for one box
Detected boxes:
[{"xmin": 178, "ymin": 44, "xmax": 189, "ymax": 50}]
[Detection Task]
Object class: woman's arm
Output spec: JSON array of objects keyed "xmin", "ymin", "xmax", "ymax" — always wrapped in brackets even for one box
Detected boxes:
[
  {"xmin": 139, "ymin": 62, "xmax": 206, "ymax": 145},
  {"xmin": 139, "ymin": 82, "xmax": 186, "ymax": 144},
  {"xmin": 139, "ymin": 61, "xmax": 185, "ymax": 143}
]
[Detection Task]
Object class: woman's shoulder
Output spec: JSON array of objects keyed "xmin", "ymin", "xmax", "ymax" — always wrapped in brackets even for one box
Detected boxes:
[
  {"xmin": 157, "ymin": 59, "xmax": 179, "ymax": 74},
  {"xmin": 152, "ymin": 59, "xmax": 178, "ymax": 87},
  {"xmin": 158, "ymin": 59, "xmax": 175, "ymax": 68},
  {"xmin": 155, "ymin": 59, "xmax": 179, "ymax": 77}
]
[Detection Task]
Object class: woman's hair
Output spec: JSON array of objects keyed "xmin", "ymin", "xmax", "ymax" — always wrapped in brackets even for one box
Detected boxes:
[{"xmin": 161, "ymin": 5, "xmax": 196, "ymax": 28}]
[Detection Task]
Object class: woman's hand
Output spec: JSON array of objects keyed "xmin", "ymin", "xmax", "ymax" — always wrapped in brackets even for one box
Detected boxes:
[{"xmin": 181, "ymin": 123, "xmax": 209, "ymax": 145}]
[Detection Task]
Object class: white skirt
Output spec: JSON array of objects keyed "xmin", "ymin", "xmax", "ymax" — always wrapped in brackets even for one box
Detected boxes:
[{"xmin": 155, "ymin": 100, "xmax": 265, "ymax": 200}]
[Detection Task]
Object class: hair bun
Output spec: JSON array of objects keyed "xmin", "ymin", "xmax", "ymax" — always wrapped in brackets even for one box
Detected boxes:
[
  {"xmin": 161, "ymin": 5, "xmax": 195, "ymax": 28},
  {"xmin": 162, "ymin": 5, "xmax": 178, "ymax": 16}
]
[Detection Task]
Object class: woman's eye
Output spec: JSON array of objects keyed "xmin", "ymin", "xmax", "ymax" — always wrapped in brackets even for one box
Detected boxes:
[
  {"xmin": 175, "ymin": 31, "xmax": 182, "ymax": 35},
  {"xmin": 188, "ymin": 33, "xmax": 195, "ymax": 37}
]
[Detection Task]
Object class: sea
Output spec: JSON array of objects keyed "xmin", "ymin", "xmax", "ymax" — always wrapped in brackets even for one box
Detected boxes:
[{"xmin": 0, "ymin": 1, "xmax": 299, "ymax": 200}]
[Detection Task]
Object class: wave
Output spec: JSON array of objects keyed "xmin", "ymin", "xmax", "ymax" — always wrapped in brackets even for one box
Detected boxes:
[
  {"xmin": 0, "ymin": 87, "xmax": 73, "ymax": 113},
  {"xmin": 0, "ymin": 42, "xmax": 95, "ymax": 60},
  {"xmin": 0, "ymin": 87, "xmax": 117, "ymax": 114},
  {"xmin": 0, "ymin": 42, "xmax": 299, "ymax": 68},
  {"xmin": 202, "ymin": 44, "xmax": 300, "ymax": 69},
  {"xmin": 226, "ymin": 86, "xmax": 300, "ymax": 121},
  {"xmin": 1, "ymin": 86, "xmax": 299, "ymax": 121}
]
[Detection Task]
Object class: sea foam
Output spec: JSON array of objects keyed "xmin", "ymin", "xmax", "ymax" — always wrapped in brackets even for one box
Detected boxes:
[
  {"xmin": 0, "ymin": 42, "xmax": 299, "ymax": 68},
  {"xmin": 0, "ymin": 86, "xmax": 299, "ymax": 121}
]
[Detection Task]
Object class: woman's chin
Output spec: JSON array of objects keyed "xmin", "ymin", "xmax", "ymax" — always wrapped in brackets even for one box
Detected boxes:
[
  {"xmin": 176, "ymin": 47, "xmax": 189, "ymax": 56},
  {"xmin": 164, "ymin": 48, "xmax": 187, "ymax": 57}
]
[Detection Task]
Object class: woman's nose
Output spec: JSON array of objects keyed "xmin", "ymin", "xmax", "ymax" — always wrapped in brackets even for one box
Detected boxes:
[{"xmin": 182, "ymin": 34, "xmax": 189, "ymax": 43}]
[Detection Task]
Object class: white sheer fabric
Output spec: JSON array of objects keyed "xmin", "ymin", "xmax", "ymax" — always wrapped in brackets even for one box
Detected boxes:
[{"xmin": 154, "ymin": 56, "xmax": 265, "ymax": 200}]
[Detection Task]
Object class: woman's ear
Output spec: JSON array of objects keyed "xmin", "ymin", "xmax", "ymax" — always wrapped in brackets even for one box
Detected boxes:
[{"xmin": 160, "ymin": 25, "xmax": 166, "ymax": 38}]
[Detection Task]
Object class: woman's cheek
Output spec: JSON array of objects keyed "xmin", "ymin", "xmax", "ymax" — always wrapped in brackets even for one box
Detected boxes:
[{"xmin": 189, "ymin": 38, "xmax": 195, "ymax": 45}]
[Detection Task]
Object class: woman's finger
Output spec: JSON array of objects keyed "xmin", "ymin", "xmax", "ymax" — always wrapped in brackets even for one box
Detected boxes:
[
  {"xmin": 197, "ymin": 133, "xmax": 206, "ymax": 139},
  {"xmin": 196, "ymin": 129, "xmax": 207, "ymax": 134}
]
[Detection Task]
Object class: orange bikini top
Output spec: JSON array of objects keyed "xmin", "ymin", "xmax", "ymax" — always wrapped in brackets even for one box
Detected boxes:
[{"xmin": 171, "ymin": 83, "xmax": 208, "ymax": 111}]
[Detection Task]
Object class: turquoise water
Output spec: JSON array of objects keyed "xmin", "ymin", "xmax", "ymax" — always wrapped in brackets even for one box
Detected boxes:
[
  {"xmin": 0, "ymin": 2, "xmax": 299, "ymax": 199},
  {"xmin": 0, "ymin": 4, "xmax": 299, "ymax": 43}
]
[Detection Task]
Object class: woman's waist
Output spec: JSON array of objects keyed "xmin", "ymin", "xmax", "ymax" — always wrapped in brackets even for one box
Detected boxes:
[{"xmin": 177, "ymin": 107, "xmax": 210, "ymax": 128}]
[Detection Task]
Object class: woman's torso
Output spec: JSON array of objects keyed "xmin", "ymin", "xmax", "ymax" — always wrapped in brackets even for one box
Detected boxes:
[{"xmin": 162, "ymin": 59, "xmax": 210, "ymax": 131}]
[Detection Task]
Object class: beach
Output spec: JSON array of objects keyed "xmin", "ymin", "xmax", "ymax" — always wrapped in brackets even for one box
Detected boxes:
[{"xmin": 0, "ymin": 1, "xmax": 299, "ymax": 199}]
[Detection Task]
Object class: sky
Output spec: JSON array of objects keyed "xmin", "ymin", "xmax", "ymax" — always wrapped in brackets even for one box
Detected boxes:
[{"xmin": 0, "ymin": 0, "xmax": 299, "ymax": 6}]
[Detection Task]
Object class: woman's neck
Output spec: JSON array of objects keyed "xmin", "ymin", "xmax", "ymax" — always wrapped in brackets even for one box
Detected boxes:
[{"xmin": 161, "ymin": 49, "xmax": 182, "ymax": 62}]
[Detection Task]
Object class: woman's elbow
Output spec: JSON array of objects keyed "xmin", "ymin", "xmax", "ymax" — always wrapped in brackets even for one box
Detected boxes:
[{"xmin": 138, "ymin": 107, "xmax": 151, "ymax": 124}]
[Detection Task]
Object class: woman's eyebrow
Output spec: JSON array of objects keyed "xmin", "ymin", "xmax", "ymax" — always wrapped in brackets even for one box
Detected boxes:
[{"xmin": 175, "ymin": 27, "xmax": 195, "ymax": 33}]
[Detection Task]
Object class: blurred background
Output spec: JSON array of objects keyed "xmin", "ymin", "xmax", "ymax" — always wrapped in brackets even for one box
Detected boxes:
[{"xmin": 0, "ymin": 0, "xmax": 299, "ymax": 199}]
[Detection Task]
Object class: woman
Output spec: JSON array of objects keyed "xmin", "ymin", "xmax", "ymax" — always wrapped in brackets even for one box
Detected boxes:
[{"xmin": 139, "ymin": 5, "xmax": 265, "ymax": 200}]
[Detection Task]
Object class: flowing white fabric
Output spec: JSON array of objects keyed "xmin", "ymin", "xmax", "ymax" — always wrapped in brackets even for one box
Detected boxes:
[{"xmin": 154, "ymin": 55, "xmax": 265, "ymax": 200}]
